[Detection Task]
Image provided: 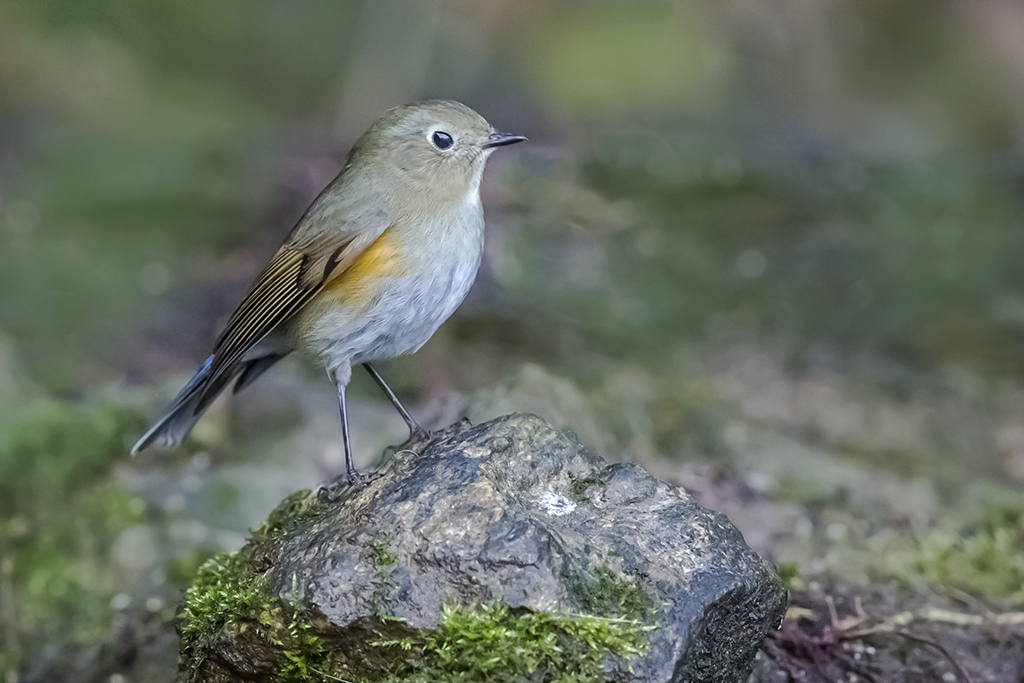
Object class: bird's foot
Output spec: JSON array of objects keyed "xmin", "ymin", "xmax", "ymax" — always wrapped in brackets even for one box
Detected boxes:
[
  {"xmin": 405, "ymin": 426, "xmax": 433, "ymax": 450},
  {"xmin": 433, "ymin": 416, "xmax": 473, "ymax": 440},
  {"xmin": 400, "ymin": 418, "xmax": 472, "ymax": 453},
  {"xmin": 315, "ymin": 468, "xmax": 376, "ymax": 503}
]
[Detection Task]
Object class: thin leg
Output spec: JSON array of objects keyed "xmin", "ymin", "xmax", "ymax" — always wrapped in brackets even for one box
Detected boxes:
[
  {"xmin": 363, "ymin": 363, "xmax": 427, "ymax": 439},
  {"xmin": 333, "ymin": 374, "xmax": 359, "ymax": 482}
]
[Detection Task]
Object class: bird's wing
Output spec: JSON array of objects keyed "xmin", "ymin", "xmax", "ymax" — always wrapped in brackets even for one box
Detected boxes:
[{"xmin": 197, "ymin": 204, "xmax": 390, "ymax": 410}]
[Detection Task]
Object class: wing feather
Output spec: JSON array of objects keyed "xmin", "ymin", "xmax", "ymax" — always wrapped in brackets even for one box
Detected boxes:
[{"xmin": 195, "ymin": 199, "xmax": 390, "ymax": 411}]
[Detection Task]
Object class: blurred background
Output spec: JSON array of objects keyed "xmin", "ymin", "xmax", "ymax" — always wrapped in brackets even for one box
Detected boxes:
[{"xmin": 3, "ymin": 0, "xmax": 1024, "ymax": 680}]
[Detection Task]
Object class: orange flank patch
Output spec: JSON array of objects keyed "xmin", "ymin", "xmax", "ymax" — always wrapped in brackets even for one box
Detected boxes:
[{"xmin": 322, "ymin": 229, "xmax": 405, "ymax": 308}]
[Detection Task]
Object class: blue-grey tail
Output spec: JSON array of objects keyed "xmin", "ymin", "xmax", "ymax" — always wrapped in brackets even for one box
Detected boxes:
[
  {"xmin": 131, "ymin": 356, "xmax": 216, "ymax": 456},
  {"xmin": 131, "ymin": 352, "xmax": 287, "ymax": 456}
]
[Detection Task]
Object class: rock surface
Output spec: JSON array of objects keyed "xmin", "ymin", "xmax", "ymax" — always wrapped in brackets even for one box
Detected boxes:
[{"xmin": 179, "ymin": 413, "xmax": 786, "ymax": 683}]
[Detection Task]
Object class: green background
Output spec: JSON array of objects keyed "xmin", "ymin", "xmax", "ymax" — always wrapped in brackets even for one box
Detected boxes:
[{"xmin": 2, "ymin": 1, "xmax": 1024, "ymax": 680}]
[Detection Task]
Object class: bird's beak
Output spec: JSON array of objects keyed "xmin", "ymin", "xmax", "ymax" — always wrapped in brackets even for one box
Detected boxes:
[{"xmin": 483, "ymin": 132, "xmax": 528, "ymax": 149}]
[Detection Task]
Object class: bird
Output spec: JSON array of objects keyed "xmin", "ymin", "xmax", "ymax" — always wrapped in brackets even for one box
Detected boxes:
[{"xmin": 131, "ymin": 100, "xmax": 526, "ymax": 483}]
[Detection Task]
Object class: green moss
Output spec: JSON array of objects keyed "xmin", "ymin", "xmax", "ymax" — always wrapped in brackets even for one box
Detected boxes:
[
  {"xmin": 177, "ymin": 507, "xmax": 657, "ymax": 682},
  {"xmin": 377, "ymin": 601, "xmax": 650, "ymax": 683},
  {"xmin": 179, "ymin": 551, "xmax": 270, "ymax": 665},
  {"xmin": 177, "ymin": 492, "xmax": 353, "ymax": 682},
  {"xmin": 0, "ymin": 397, "xmax": 146, "ymax": 515},
  {"xmin": 4, "ymin": 482, "xmax": 146, "ymax": 640},
  {"xmin": 879, "ymin": 494, "xmax": 1024, "ymax": 605},
  {"xmin": 254, "ymin": 488, "xmax": 318, "ymax": 542},
  {"xmin": 370, "ymin": 533, "xmax": 397, "ymax": 569},
  {"xmin": 278, "ymin": 574, "xmax": 329, "ymax": 683},
  {"xmin": 0, "ymin": 395, "xmax": 148, "ymax": 677},
  {"xmin": 575, "ymin": 564, "xmax": 655, "ymax": 623},
  {"xmin": 368, "ymin": 533, "xmax": 397, "ymax": 617},
  {"xmin": 777, "ymin": 485, "xmax": 1024, "ymax": 606},
  {"xmin": 367, "ymin": 564, "xmax": 655, "ymax": 682},
  {"xmin": 180, "ymin": 556, "xmax": 340, "ymax": 683}
]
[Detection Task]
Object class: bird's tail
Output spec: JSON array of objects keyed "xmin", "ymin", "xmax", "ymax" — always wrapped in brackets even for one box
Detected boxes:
[
  {"xmin": 132, "ymin": 351, "xmax": 289, "ymax": 456},
  {"xmin": 131, "ymin": 355, "xmax": 219, "ymax": 456},
  {"xmin": 131, "ymin": 356, "xmax": 217, "ymax": 456}
]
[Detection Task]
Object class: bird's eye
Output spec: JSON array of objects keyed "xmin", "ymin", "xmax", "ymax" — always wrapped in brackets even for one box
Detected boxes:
[{"xmin": 431, "ymin": 131, "xmax": 454, "ymax": 150}]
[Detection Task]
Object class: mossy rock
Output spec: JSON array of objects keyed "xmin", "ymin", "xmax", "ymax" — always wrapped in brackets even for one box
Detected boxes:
[{"xmin": 178, "ymin": 414, "xmax": 785, "ymax": 682}]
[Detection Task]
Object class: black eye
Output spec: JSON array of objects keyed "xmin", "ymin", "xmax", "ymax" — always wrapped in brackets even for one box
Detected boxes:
[{"xmin": 431, "ymin": 131, "xmax": 454, "ymax": 150}]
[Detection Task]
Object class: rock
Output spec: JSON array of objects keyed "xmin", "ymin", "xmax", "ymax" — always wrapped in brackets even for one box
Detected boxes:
[{"xmin": 178, "ymin": 414, "xmax": 786, "ymax": 683}]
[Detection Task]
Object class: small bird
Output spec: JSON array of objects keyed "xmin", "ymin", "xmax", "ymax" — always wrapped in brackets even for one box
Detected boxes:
[{"xmin": 132, "ymin": 100, "xmax": 525, "ymax": 482}]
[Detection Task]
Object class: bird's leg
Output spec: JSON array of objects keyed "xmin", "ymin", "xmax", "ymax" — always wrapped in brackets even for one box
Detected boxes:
[
  {"xmin": 314, "ymin": 369, "xmax": 369, "ymax": 501},
  {"xmin": 331, "ymin": 370, "xmax": 364, "ymax": 486},
  {"xmin": 363, "ymin": 363, "xmax": 429, "ymax": 442}
]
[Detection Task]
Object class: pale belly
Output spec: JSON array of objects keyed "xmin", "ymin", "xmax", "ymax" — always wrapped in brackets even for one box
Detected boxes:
[{"xmin": 294, "ymin": 257, "xmax": 481, "ymax": 383}]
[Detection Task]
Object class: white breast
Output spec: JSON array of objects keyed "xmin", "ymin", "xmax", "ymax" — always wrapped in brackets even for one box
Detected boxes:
[{"xmin": 301, "ymin": 195, "xmax": 485, "ymax": 383}]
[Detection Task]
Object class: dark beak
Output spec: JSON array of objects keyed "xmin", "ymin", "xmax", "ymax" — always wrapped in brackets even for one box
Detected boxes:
[{"xmin": 483, "ymin": 132, "xmax": 528, "ymax": 149}]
